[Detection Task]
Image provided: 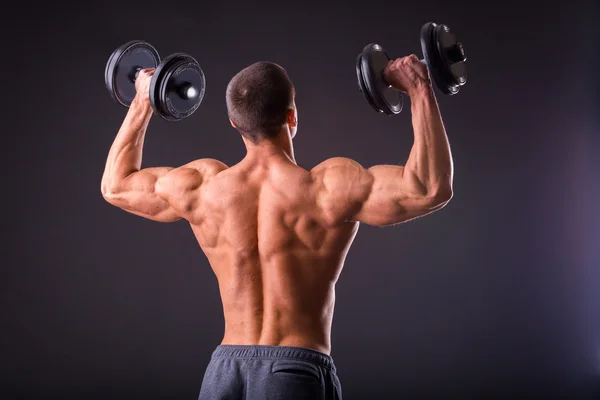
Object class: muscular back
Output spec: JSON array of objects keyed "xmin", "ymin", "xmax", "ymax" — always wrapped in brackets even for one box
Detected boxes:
[
  {"xmin": 176, "ymin": 158, "xmax": 358, "ymax": 354},
  {"xmin": 105, "ymin": 151, "xmax": 450, "ymax": 355}
]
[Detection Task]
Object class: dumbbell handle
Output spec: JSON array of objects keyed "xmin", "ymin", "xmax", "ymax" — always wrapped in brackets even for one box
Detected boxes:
[{"xmin": 131, "ymin": 67, "xmax": 199, "ymax": 101}]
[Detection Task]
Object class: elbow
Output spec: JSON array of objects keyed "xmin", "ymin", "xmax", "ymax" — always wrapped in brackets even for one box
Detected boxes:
[
  {"xmin": 427, "ymin": 185, "xmax": 453, "ymax": 208},
  {"xmin": 100, "ymin": 181, "xmax": 109, "ymax": 198},
  {"xmin": 101, "ymin": 187, "xmax": 115, "ymax": 203},
  {"xmin": 100, "ymin": 181, "xmax": 121, "ymax": 203},
  {"xmin": 100, "ymin": 179, "xmax": 112, "ymax": 199}
]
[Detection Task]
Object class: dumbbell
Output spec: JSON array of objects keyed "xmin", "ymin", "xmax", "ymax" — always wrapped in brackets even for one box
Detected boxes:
[
  {"xmin": 356, "ymin": 22, "xmax": 467, "ymax": 115},
  {"xmin": 104, "ymin": 40, "xmax": 206, "ymax": 121}
]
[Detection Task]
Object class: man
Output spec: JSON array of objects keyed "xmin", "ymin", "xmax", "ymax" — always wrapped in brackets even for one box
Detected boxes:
[{"xmin": 101, "ymin": 54, "xmax": 453, "ymax": 399}]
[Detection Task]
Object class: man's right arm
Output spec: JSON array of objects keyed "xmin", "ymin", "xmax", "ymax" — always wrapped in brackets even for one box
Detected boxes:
[{"xmin": 314, "ymin": 83, "xmax": 453, "ymax": 227}]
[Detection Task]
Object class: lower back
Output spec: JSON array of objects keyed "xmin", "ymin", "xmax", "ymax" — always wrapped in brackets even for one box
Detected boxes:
[{"xmin": 217, "ymin": 250, "xmax": 338, "ymax": 355}]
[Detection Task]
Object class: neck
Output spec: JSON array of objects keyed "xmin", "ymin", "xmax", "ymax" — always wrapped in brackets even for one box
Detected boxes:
[{"xmin": 243, "ymin": 128, "xmax": 296, "ymax": 164}]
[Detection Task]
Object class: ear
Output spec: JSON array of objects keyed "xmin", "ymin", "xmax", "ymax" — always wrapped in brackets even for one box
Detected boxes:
[
  {"xmin": 229, "ymin": 119, "xmax": 236, "ymax": 128},
  {"xmin": 287, "ymin": 109, "xmax": 297, "ymax": 127}
]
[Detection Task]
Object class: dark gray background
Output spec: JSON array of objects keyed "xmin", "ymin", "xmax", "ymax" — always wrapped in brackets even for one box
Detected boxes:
[{"xmin": 3, "ymin": 1, "xmax": 599, "ymax": 398}]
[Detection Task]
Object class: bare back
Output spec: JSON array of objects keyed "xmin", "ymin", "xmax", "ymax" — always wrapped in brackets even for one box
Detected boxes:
[
  {"xmin": 185, "ymin": 158, "xmax": 358, "ymax": 355},
  {"xmin": 143, "ymin": 145, "xmax": 452, "ymax": 355}
]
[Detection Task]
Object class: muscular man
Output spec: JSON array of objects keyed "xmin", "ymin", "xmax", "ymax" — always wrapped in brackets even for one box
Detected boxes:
[{"xmin": 101, "ymin": 54, "xmax": 453, "ymax": 399}]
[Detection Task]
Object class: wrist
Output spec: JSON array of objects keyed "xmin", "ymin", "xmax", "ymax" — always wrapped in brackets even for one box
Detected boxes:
[
  {"xmin": 408, "ymin": 82, "xmax": 433, "ymax": 98},
  {"xmin": 130, "ymin": 96, "xmax": 152, "ymax": 114}
]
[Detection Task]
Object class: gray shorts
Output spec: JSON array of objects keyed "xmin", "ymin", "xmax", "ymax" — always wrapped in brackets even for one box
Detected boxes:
[{"xmin": 198, "ymin": 345, "xmax": 342, "ymax": 399}]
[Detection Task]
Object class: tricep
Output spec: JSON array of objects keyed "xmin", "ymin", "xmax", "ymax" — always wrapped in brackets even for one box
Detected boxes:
[{"xmin": 316, "ymin": 158, "xmax": 450, "ymax": 227}]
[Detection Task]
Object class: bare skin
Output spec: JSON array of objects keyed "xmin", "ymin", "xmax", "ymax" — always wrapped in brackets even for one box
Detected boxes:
[{"xmin": 101, "ymin": 55, "xmax": 453, "ymax": 355}]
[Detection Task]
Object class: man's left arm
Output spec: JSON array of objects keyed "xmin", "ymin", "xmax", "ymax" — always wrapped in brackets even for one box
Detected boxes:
[{"xmin": 100, "ymin": 68, "xmax": 180, "ymax": 222}]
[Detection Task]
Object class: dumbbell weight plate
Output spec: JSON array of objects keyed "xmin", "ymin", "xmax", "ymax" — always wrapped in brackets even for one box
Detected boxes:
[
  {"xmin": 356, "ymin": 44, "xmax": 403, "ymax": 115},
  {"xmin": 105, "ymin": 41, "xmax": 160, "ymax": 107},
  {"xmin": 150, "ymin": 53, "xmax": 206, "ymax": 121},
  {"xmin": 355, "ymin": 53, "xmax": 380, "ymax": 113},
  {"xmin": 420, "ymin": 22, "xmax": 467, "ymax": 95}
]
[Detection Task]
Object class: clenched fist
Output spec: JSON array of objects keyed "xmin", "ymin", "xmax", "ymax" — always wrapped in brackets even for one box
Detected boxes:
[
  {"xmin": 134, "ymin": 68, "xmax": 155, "ymax": 105},
  {"xmin": 383, "ymin": 55, "xmax": 431, "ymax": 95}
]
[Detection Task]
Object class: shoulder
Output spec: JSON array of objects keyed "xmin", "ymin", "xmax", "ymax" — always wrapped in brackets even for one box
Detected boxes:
[
  {"xmin": 309, "ymin": 158, "xmax": 372, "ymax": 225},
  {"xmin": 180, "ymin": 158, "xmax": 229, "ymax": 176},
  {"xmin": 310, "ymin": 157, "xmax": 364, "ymax": 177},
  {"xmin": 310, "ymin": 157, "xmax": 368, "ymax": 189},
  {"xmin": 158, "ymin": 159, "xmax": 228, "ymax": 192},
  {"xmin": 169, "ymin": 158, "xmax": 229, "ymax": 183}
]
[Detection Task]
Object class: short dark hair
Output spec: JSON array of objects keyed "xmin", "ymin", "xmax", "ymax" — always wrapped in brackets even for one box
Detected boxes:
[{"xmin": 226, "ymin": 62, "xmax": 294, "ymax": 143}]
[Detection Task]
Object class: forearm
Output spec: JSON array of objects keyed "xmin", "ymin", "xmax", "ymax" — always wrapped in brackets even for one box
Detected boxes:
[
  {"xmin": 404, "ymin": 85, "xmax": 453, "ymax": 196},
  {"xmin": 101, "ymin": 98, "xmax": 153, "ymax": 192}
]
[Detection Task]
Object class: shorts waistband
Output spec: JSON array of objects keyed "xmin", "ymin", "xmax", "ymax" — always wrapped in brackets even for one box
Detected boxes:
[{"xmin": 211, "ymin": 344, "xmax": 335, "ymax": 370}]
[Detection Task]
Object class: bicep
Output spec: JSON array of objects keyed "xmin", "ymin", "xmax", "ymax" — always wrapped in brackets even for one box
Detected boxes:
[{"xmin": 104, "ymin": 167, "xmax": 181, "ymax": 223}]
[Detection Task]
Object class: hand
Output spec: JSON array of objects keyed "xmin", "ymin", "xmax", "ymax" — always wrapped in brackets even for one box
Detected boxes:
[
  {"xmin": 133, "ymin": 68, "xmax": 155, "ymax": 105},
  {"xmin": 383, "ymin": 55, "xmax": 431, "ymax": 96}
]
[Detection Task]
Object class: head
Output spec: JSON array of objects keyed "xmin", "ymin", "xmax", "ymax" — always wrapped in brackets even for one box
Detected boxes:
[{"xmin": 226, "ymin": 62, "xmax": 297, "ymax": 144}]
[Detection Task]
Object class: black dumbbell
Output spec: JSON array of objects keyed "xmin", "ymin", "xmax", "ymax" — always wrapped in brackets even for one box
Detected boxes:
[
  {"xmin": 105, "ymin": 40, "xmax": 206, "ymax": 121},
  {"xmin": 356, "ymin": 22, "xmax": 467, "ymax": 115}
]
